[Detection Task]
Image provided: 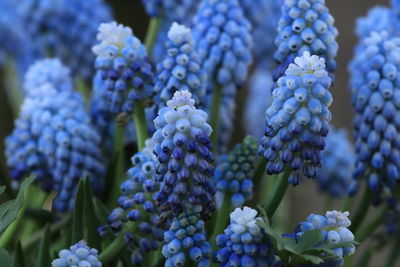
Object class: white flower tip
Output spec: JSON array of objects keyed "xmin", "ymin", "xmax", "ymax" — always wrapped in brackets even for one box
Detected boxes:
[
  {"xmin": 325, "ymin": 210, "xmax": 351, "ymax": 228},
  {"xmin": 229, "ymin": 206, "xmax": 260, "ymax": 234},
  {"xmin": 92, "ymin": 21, "xmax": 133, "ymax": 56},
  {"xmin": 168, "ymin": 22, "xmax": 192, "ymax": 44},
  {"xmin": 167, "ymin": 90, "xmax": 195, "ymax": 109},
  {"xmin": 286, "ymin": 51, "xmax": 327, "ymax": 78}
]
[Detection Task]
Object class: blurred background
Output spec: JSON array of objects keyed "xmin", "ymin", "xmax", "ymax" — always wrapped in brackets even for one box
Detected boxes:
[{"xmin": 0, "ymin": 0, "xmax": 393, "ymax": 264}]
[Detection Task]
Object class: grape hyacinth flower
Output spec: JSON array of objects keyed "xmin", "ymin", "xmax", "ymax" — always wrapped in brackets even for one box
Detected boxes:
[
  {"xmin": 355, "ymin": 6, "xmax": 392, "ymax": 40},
  {"xmin": 18, "ymin": 0, "xmax": 112, "ymax": 80},
  {"xmin": 152, "ymin": 90, "xmax": 216, "ymax": 220},
  {"xmin": 316, "ymin": 128, "xmax": 354, "ymax": 198},
  {"xmin": 213, "ymin": 207, "xmax": 276, "ymax": 266},
  {"xmin": 192, "ymin": 0, "xmax": 253, "ymax": 149},
  {"xmin": 162, "ymin": 209, "xmax": 212, "ymax": 267},
  {"xmin": 348, "ymin": 31, "xmax": 400, "ymax": 200},
  {"xmin": 286, "ymin": 210, "xmax": 355, "ymax": 265},
  {"xmin": 274, "ymin": 0, "xmax": 338, "ymax": 79},
  {"xmin": 100, "ymin": 139, "xmax": 166, "ymax": 265},
  {"xmin": 153, "ymin": 22, "xmax": 206, "ymax": 109},
  {"xmin": 92, "ymin": 21, "xmax": 154, "ymax": 115},
  {"xmin": 259, "ymin": 52, "xmax": 333, "ymax": 186},
  {"xmin": 215, "ymin": 136, "xmax": 258, "ymax": 207},
  {"xmin": 51, "ymin": 240, "xmax": 102, "ymax": 267}
]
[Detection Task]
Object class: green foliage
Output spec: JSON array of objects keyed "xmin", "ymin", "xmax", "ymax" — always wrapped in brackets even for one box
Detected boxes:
[
  {"xmin": 36, "ymin": 224, "xmax": 50, "ymax": 267},
  {"xmin": 0, "ymin": 176, "xmax": 34, "ymax": 234},
  {"xmin": 13, "ymin": 242, "xmax": 26, "ymax": 267},
  {"xmin": 0, "ymin": 248, "xmax": 13, "ymax": 266}
]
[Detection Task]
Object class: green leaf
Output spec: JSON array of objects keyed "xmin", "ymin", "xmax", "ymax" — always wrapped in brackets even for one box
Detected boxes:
[
  {"xmin": 72, "ymin": 178, "xmax": 85, "ymax": 243},
  {"xmin": 296, "ymin": 228, "xmax": 324, "ymax": 253},
  {"xmin": 83, "ymin": 178, "xmax": 101, "ymax": 249},
  {"xmin": 13, "ymin": 242, "xmax": 26, "ymax": 267},
  {"xmin": 93, "ymin": 197, "xmax": 110, "ymax": 225},
  {"xmin": 0, "ymin": 176, "xmax": 34, "ymax": 234},
  {"xmin": 0, "ymin": 186, "xmax": 5, "ymax": 195},
  {"xmin": 0, "ymin": 248, "xmax": 13, "ymax": 266},
  {"xmin": 36, "ymin": 224, "xmax": 50, "ymax": 267},
  {"xmin": 291, "ymin": 253, "xmax": 325, "ymax": 265}
]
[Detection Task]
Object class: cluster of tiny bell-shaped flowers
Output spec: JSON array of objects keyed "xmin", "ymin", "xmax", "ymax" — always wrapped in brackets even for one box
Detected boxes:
[
  {"xmin": 51, "ymin": 241, "xmax": 101, "ymax": 267},
  {"xmin": 259, "ymin": 52, "xmax": 332, "ymax": 186},
  {"xmin": 5, "ymin": 59, "xmax": 105, "ymax": 211},
  {"xmin": 140, "ymin": 0, "xmax": 199, "ymax": 22},
  {"xmin": 316, "ymin": 128, "xmax": 354, "ymax": 198},
  {"xmin": 215, "ymin": 136, "xmax": 258, "ymax": 207},
  {"xmin": 17, "ymin": 0, "xmax": 112, "ymax": 80},
  {"xmin": 153, "ymin": 22, "xmax": 206, "ymax": 110},
  {"xmin": 214, "ymin": 207, "xmax": 276, "ymax": 267},
  {"xmin": 286, "ymin": 210, "xmax": 355, "ymax": 265},
  {"xmin": 152, "ymin": 90, "xmax": 216, "ymax": 220},
  {"xmin": 274, "ymin": 0, "xmax": 338, "ymax": 79},
  {"xmin": 348, "ymin": 31, "xmax": 400, "ymax": 200},
  {"xmin": 92, "ymin": 21, "xmax": 154, "ymax": 115},
  {"xmin": 162, "ymin": 208, "xmax": 212, "ymax": 267},
  {"xmin": 192, "ymin": 0, "xmax": 253, "ymax": 150},
  {"xmin": 99, "ymin": 139, "xmax": 165, "ymax": 265}
]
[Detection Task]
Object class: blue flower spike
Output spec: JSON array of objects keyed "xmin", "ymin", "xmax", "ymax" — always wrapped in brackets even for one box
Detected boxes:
[
  {"xmin": 152, "ymin": 90, "xmax": 216, "ymax": 220},
  {"xmin": 51, "ymin": 240, "xmax": 102, "ymax": 267},
  {"xmin": 259, "ymin": 51, "xmax": 333, "ymax": 186},
  {"xmin": 92, "ymin": 21, "xmax": 154, "ymax": 115},
  {"xmin": 213, "ymin": 206, "xmax": 276, "ymax": 266},
  {"xmin": 215, "ymin": 136, "xmax": 258, "ymax": 207}
]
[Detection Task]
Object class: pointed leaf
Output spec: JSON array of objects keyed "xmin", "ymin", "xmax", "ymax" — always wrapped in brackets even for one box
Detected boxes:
[
  {"xmin": 0, "ymin": 248, "xmax": 13, "ymax": 266},
  {"xmin": 13, "ymin": 242, "xmax": 26, "ymax": 267},
  {"xmin": 83, "ymin": 178, "xmax": 101, "ymax": 249},
  {"xmin": 36, "ymin": 224, "xmax": 50, "ymax": 267},
  {"xmin": 296, "ymin": 228, "xmax": 324, "ymax": 253},
  {"xmin": 93, "ymin": 197, "xmax": 110, "ymax": 225},
  {"xmin": 72, "ymin": 178, "xmax": 85, "ymax": 243}
]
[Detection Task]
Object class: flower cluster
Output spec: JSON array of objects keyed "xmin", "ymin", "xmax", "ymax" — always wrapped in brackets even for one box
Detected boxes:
[
  {"xmin": 153, "ymin": 23, "xmax": 206, "ymax": 109},
  {"xmin": 51, "ymin": 241, "xmax": 101, "ymax": 267},
  {"xmin": 162, "ymin": 209, "xmax": 212, "ymax": 267},
  {"xmin": 5, "ymin": 59, "xmax": 105, "ymax": 211},
  {"xmin": 214, "ymin": 207, "xmax": 275, "ymax": 266},
  {"xmin": 93, "ymin": 21, "xmax": 154, "ymax": 115},
  {"xmin": 259, "ymin": 52, "xmax": 332, "ymax": 185},
  {"xmin": 348, "ymin": 31, "xmax": 400, "ymax": 200},
  {"xmin": 355, "ymin": 6, "xmax": 392, "ymax": 40},
  {"xmin": 140, "ymin": 0, "xmax": 199, "ymax": 21},
  {"xmin": 100, "ymin": 139, "xmax": 166, "ymax": 265},
  {"xmin": 192, "ymin": 0, "xmax": 253, "ymax": 149},
  {"xmin": 17, "ymin": 0, "xmax": 112, "ymax": 80},
  {"xmin": 274, "ymin": 0, "xmax": 338, "ymax": 78},
  {"xmin": 286, "ymin": 210, "xmax": 355, "ymax": 265},
  {"xmin": 152, "ymin": 90, "xmax": 216, "ymax": 219},
  {"xmin": 215, "ymin": 136, "xmax": 258, "ymax": 207},
  {"xmin": 316, "ymin": 128, "xmax": 354, "ymax": 198}
]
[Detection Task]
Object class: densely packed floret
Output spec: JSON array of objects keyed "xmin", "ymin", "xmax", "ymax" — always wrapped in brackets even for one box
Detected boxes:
[
  {"xmin": 17, "ymin": 0, "xmax": 112, "ymax": 80},
  {"xmin": 51, "ymin": 240, "xmax": 102, "ymax": 267},
  {"xmin": 215, "ymin": 136, "xmax": 258, "ymax": 207},
  {"xmin": 259, "ymin": 52, "xmax": 332, "ymax": 185},
  {"xmin": 274, "ymin": 0, "xmax": 338, "ymax": 78},
  {"xmin": 153, "ymin": 23, "xmax": 206, "ymax": 109},
  {"xmin": 162, "ymin": 209, "xmax": 212, "ymax": 267},
  {"xmin": 316, "ymin": 128, "xmax": 354, "ymax": 198},
  {"xmin": 286, "ymin": 210, "xmax": 355, "ymax": 265},
  {"xmin": 213, "ymin": 207, "xmax": 276, "ymax": 266},
  {"xmin": 152, "ymin": 90, "xmax": 216, "ymax": 219},
  {"xmin": 348, "ymin": 31, "xmax": 400, "ymax": 200},
  {"xmin": 93, "ymin": 21, "xmax": 154, "ymax": 115},
  {"xmin": 99, "ymin": 139, "xmax": 166, "ymax": 265},
  {"xmin": 192, "ymin": 0, "xmax": 253, "ymax": 149}
]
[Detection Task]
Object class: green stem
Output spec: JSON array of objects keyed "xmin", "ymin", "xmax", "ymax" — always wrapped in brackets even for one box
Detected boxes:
[
  {"xmin": 210, "ymin": 83, "xmax": 222, "ymax": 151},
  {"xmin": 349, "ymin": 187, "xmax": 372, "ymax": 233},
  {"xmin": 264, "ymin": 168, "xmax": 290, "ymax": 220},
  {"xmin": 341, "ymin": 196, "xmax": 353, "ymax": 212},
  {"xmin": 3, "ymin": 59, "xmax": 22, "ymax": 117},
  {"xmin": 99, "ymin": 235, "xmax": 125, "ymax": 263},
  {"xmin": 209, "ymin": 195, "xmax": 231, "ymax": 251},
  {"xmin": 323, "ymin": 195, "xmax": 333, "ymax": 212},
  {"xmin": 253, "ymin": 158, "xmax": 267, "ymax": 187},
  {"xmin": 354, "ymin": 245, "xmax": 373, "ymax": 267},
  {"xmin": 133, "ymin": 100, "xmax": 148, "ymax": 151},
  {"xmin": 74, "ymin": 78, "xmax": 90, "ymax": 107},
  {"xmin": 356, "ymin": 203, "xmax": 389, "ymax": 242},
  {"xmin": 384, "ymin": 235, "xmax": 400, "ymax": 267},
  {"xmin": 144, "ymin": 17, "xmax": 162, "ymax": 57}
]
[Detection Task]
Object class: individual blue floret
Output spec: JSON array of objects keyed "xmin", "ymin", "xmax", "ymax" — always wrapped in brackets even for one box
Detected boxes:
[
  {"xmin": 162, "ymin": 209, "xmax": 212, "ymax": 267},
  {"xmin": 51, "ymin": 240, "xmax": 102, "ymax": 267},
  {"xmin": 92, "ymin": 21, "xmax": 154, "ymax": 115},
  {"xmin": 348, "ymin": 31, "xmax": 400, "ymax": 201},
  {"xmin": 215, "ymin": 136, "xmax": 258, "ymax": 207},
  {"xmin": 259, "ymin": 52, "xmax": 333, "ymax": 186},
  {"xmin": 99, "ymin": 139, "xmax": 167, "ymax": 265},
  {"xmin": 153, "ymin": 22, "xmax": 206, "ymax": 109},
  {"xmin": 192, "ymin": 0, "xmax": 253, "ymax": 150},
  {"xmin": 18, "ymin": 0, "xmax": 112, "ymax": 80},
  {"xmin": 152, "ymin": 90, "xmax": 216, "ymax": 220},
  {"xmin": 274, "ymin": 0, "xmax": 338, "ymax": 79},
  {"xmin": 316, "ymin": 128, "xmax": 354, "ymax": 198},
  {"xmin": 213, "ymin": 206, "xmax": 276, "ymax": 266},
  {"xmin": 285, "ymin": 210, "xmax": 355, "ymax": 265}
]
